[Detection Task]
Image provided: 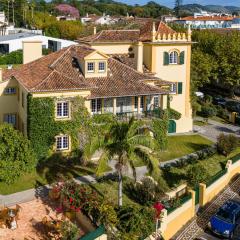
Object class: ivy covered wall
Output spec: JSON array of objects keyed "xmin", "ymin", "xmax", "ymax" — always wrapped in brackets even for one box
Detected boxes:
[{"xmin": 27, "ymin": 95, "xmax": 91, "ymax": 160}]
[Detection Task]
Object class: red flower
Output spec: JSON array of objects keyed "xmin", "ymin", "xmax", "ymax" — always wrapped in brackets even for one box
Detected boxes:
[{"xmin": 69, "ymin": 197, "xmax": 73, "ymax": 203}]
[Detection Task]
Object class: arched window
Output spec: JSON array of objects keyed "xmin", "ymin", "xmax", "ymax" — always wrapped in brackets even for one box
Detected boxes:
[{"xmin": 169, "ymin": 51, "xmax": 179, "ymax": 64}]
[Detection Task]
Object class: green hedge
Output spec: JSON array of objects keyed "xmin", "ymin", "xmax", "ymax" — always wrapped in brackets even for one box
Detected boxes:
[
  {"xmin": 205, "ymin": 168, "xmax": 227, "ymax": 187},
  {"xmin": 167, "ymin": 193, "xmax": 192, "ymax": 215}
]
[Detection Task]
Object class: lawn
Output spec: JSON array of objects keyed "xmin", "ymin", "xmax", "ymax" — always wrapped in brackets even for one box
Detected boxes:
[
  {"xmin": 0, "ymin": 135, "xmax": 212, "ymax": 195},
  {"xmin": 0, "ymin": 159, "xmax": 110, "ymax": 195},
  {"xmin": 193, "ymin": 120, "xmax": 208, "ymax": 126},
  {"xmin": 90, "ymin": 179, "xmax": 139, "ymax": 207},
  {"xmin": 156, "ymin": 135, "xmax": 213, "ymax": 162}
]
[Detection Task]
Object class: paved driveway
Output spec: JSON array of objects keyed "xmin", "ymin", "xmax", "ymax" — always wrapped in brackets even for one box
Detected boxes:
[
  {"xmin": 173, "ymin": 175, "xmax": 240, "ymax": 240},
  {"xmin": 194, "ymin": 118, "xmax": 240, "ymax": 142}
]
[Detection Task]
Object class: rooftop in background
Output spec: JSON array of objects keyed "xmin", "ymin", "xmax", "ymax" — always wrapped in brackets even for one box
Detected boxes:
[
  {"xmin": 79, "ymin": 21, "xmax": 178, "ymax": 43},
  {"xmin": 0, "ymin": 32, "xmax": 39, "ymax": 42},
  {"xmin": 179, "ymin": 16, "xmax": 234, "ymax": 21}
]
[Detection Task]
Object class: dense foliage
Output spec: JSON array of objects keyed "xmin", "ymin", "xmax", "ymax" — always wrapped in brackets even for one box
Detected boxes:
[
  {"xmin": 217, "ymin": 133, "xmax": 239, "ymax": 156},
  {"xmin": 124, "ymin": 176, "xmax": 167, "ymax": 206},
  {"xmin": 191, "ymin": 30, "xmax": 240, "ymax": 96},
  {"xmin": 0, "ymin": 124, "xmax": 36, "ymax": 184},
  {"xmin": 27, "ymin": 96, "xmax": 91, "ymax": 160}
]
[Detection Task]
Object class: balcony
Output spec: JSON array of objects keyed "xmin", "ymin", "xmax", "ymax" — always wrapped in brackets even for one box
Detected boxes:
[{"xmin": 116, "ymin": 108, "xmax": 164, "ymax": 121}]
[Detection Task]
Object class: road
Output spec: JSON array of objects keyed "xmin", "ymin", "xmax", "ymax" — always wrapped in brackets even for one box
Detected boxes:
[{"xmin": 173, "ymin": 175, "xmax": 240, "ymax": 240}]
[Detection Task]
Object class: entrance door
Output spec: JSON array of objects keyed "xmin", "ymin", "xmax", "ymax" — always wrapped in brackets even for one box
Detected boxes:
[{"xmin": 168, "ymin": 120, "xmax": 176, "ymax": 133}]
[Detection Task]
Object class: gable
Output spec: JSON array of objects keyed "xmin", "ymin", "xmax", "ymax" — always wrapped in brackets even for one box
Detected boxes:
[{"xmin": 84, "ymin": 51, "xmax": 108, "ymax": 60}]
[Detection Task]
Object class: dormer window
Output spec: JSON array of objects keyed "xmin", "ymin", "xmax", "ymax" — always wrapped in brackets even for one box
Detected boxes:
[
  {"xmin": 98, "ymin": 62, "xmax": 106, "ymax": 72},
  {"xmin": 87, "ymin": 62, "xmax": 95, "ymax": 73}
]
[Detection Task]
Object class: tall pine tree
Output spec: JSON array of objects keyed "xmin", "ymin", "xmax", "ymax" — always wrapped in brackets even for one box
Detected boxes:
[{"xmin": 175, "ymin": 0, "xmax": 183, "ymax": 17}]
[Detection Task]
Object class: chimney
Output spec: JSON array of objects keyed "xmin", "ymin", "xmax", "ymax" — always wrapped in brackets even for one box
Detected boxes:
[
  {"xmin": 0, "ymin": 68, "xmax": 2, "ymax": 82},
  {"xmin": 135, "ymin": 42, "xmax": 143, "ymax": 73},
  {"xmin": 22, "ymin": 41, "xmax": 42, "ymax": 64},
  {"xmin": 93, "ymin": 26, "xmax": 97, "ymax": 35}
]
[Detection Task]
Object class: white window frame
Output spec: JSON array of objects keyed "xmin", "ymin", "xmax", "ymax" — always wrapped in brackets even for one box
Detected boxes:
[
  {"xmin": 87, "ymin": 62, "xmax": 95, "ymax": 73},
  {"xmin": 169, "ymin": 51, "xmax": 179, "ymax": 65},
  {"xmin": 153, "ymin": 96, "xmax": 159, "ymax": 109},
  {"xmin": 3, "ymin": 113, "xmax": 17, "ymax": 127},
  {"xmin": 56, "ymin": 101, "xmax": 69, "ymax": 119},
  {"xmin": 56, "ymin": 135, "xmax": 69, "ymax": 151},
  {"xmin": 4, "ymin": 87, "xmax": 17, "ymax": 95},
  {"xmin": 98, "ymin": 61, "xmax": 106, "ymax": 73},
  {"xmin": 91, "ymin": 99, "xmax": 102, "ymax": 114}
]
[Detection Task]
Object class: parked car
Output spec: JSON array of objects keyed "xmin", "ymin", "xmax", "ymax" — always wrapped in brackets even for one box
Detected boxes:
[
  {"xmin": 225, "ymin": 101, "xmax": 240, "ymax": 113},
  {"xmin": 213, "ymin": 97, "xmax": 227, "ymax": 107},
  {"xmin": 208, "ymin": 200, "xmax": 240, "ymax": 239}
]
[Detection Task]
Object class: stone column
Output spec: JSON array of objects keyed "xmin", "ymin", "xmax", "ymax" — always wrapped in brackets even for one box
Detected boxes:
[
  {"xmin": 113, "ymin": 98, "xmax": 117, "ymax": 115},
  {"xmin": 137, "ymin": 96, "xmax": 141, "ymax": 114}
]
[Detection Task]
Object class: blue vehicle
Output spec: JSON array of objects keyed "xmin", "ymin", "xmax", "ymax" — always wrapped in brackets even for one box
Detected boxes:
[{"xmin": 208, "ymin": 200, "xmax": 240, "ymax": 239}]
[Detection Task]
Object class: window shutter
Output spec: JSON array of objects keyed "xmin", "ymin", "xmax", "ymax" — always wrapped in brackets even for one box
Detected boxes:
[
  {"xmin": 178, "ymin": 82, "xmax": 183, "ymax": 94},
  {"xmin": 163, "ymin": 52, "xmax": 169, "ymax": 65},
  {"xmin": 179, "ymin": 51, "xmax": 185, "ymax": 65}
]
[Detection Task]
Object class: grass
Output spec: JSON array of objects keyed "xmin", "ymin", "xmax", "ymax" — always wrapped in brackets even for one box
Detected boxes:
[
  {"xmin": 210, "ymin": 115, "xmax": 230, "ymax": 124},
  {"xmin": 0, "ymin": 64, "xmax": 21, "ymax": 69},
  {"xmin": 156, "ymin": 135, "xmax": 213, "ymax": 163},
  {"xmin": 0, "ymin": 158, "xmax": 111, "ymax": 195},
  {"xmin": 0, "ymin": 135, "xmax": 212, "ymax": 195},
  {"xmin": 162, "ymin": 147, "xmax": 240, "ymax": 188},
  {"xmin": 90, "ymin": 179, "xmax": 139, "ymax": 207},
  {"xmin": 194, "ymin": 120, "xmax": 208, "ymax": 126}
]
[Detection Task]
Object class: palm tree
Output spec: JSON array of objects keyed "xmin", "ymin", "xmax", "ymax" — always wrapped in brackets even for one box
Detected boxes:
[{"xmin": 83, "ymin": 117, "xmax": 160, "ymax": 207}]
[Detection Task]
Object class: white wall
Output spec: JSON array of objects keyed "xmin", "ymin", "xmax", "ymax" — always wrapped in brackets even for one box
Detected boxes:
[{"xmin": 0, "ymin": 35, "xmax": 77, "ymax": 53}]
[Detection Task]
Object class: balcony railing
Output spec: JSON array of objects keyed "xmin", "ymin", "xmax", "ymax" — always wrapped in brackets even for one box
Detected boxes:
[{"xmin": 116, "ymin": 108, "xmax": 164, "ymax": 121}]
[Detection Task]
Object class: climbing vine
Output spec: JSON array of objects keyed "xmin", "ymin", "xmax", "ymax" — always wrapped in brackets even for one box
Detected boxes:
[
  {"xmin": 27, "ymin": 95, "xmax": 91, "ymax": 160},
  {"xmin": 152, "ymin": 110, "xmax": 169, "ymax": 151}
]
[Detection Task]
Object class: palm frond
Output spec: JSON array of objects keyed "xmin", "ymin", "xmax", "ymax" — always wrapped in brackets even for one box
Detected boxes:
[
  {"xmin": 134, "ymin": 146, "xmax": 160, "ymax": 179},
  {"xmin": 128, "ymin": 135, "xmax": 156, "ymax": 150},
  {"xmin": 128, "ymin": 157, "xmax": 137, "ymax": 181},
  {"xmin": 82, "ymin": 136, "xmax": 104, "ymax": 162},
  {"xmin": 96, "ymin": 149, "xmax": 111, "ymax": 176}
]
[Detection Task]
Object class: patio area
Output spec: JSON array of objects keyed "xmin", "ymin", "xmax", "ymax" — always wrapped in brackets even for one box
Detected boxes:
[{"xmin": 0, "ymin": 197, "xmax": 85, "ymax": 240}]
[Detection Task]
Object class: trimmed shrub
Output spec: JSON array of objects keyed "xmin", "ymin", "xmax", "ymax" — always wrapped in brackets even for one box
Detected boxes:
[
  {"xmin": 186, "ymin": 164, "xmax": 209, "ymax": 186},
  {"xmin": 217, "ymin": 133, "xmax": 239, "ymax": 156}
]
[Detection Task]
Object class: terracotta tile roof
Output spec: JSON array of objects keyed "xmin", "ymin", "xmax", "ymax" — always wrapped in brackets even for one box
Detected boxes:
[
  {"xmin": 87, "ymin": 58, "xmax": 170, "ymax": 99},
  {"xmin": 78, "ymin": 21, "xmax": 176, "ymax": 43},
  {"xmin": 3, "ymin": 45, "xmax": 171, "ymax": 98},
  {"xmin": 139, "ymin": 21, "xmax": 176, "ymax": 42},
  {"xmin": 180, "ymin": 16, "xmax": 233, "ymax": 21},
  {"xmin": 79, "ymin": 30, "xmax": 141, "ymax": 43}
]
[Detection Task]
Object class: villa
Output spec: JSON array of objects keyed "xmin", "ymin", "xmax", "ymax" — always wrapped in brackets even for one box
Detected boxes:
[{"xmin": 0, "ymin": 21, "xmax": 193, "ymax": 153}]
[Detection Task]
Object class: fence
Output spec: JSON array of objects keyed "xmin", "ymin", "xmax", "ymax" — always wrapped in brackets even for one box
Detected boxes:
[
  {"xmin": 80, "ymin": 225, "xmax": 106, "ymax": 240},
  {"xmin": 157, "ymin": 153, "xmax": 240, "ymax": 240}
]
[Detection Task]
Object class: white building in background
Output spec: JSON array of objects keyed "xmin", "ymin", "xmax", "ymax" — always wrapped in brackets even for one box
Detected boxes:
[
  {"xmin": 0, "ymin": 32, "xmax": 77, "ymax": 54},
  {"xmin": 176, "ymin": 16, "xmax": 233, "ymax": 29},
  {"xmin": 231, "ymin": 18, "xmax": 240, "ymax": 29},
  {"xmin": 0, "ymin": 12, "xmax": 6, "ymax": 23},
  {"xmin": 81, "ymin": 13, "xmax": 118, "ymax": 25}
]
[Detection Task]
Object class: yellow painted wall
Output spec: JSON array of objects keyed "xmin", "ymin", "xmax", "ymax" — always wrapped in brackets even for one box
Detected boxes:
[
  {"xmin": 143, "ymin": 45, "xmax": 152, "ymax": 72},
  {"xmin": 201, "ymin": 160, "xmax": 240, "ymax": 206},
  {"xmin": 0, "ymin": 78, "xmax": 19, "ymax": 125},
  {"xmin": 153, "ymin": 43, "xmax": 192, "ymax": 133},
  {"xmin": 90, "ymin": 43, "xmax": 132, "ymax": 54}
]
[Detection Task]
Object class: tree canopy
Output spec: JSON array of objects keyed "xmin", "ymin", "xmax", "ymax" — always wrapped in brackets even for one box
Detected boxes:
[{"xmin": 0, "ymin": 124, "xmax": 37, "ymax": 184}]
